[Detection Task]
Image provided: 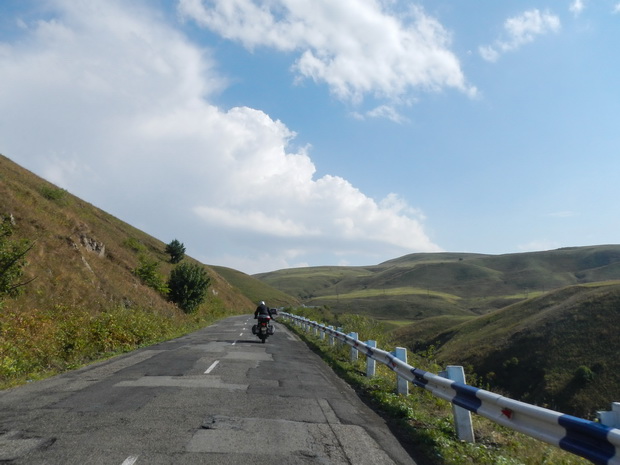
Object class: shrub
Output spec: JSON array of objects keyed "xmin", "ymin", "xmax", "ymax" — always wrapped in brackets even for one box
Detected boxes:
[
  {"xmin": 39, "ymin": 185, "xmax": 67, "ymax": 204},
  {"xmin": 168, "ymin": 263, "xmax": 210, "ymax": 313},
  {"xmin": 574, "ymin": 366, "xmax": 595, "ymax": 385},
  {"xmin": 132, "ymin": 255, "xmax": 169, "ymax": 294},
  {"xmin": 123, "ymin": 237, "xmax": 147, "ymax": 254},
  {"xmin": 0, "ymin": 217, "xmax": 33, "ymax": 299}
]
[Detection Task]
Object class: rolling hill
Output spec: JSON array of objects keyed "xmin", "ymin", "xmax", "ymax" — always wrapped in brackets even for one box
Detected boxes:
[
  {"xmin": 255, "ymin": 246, "xmax": 620, "ymax": 320},
  {"xmin": 395, "ymin": 281, "xmax": 620, "ymax": 417},
  {"xmin": 210, "ymin": 265, "xmax": 299, "ymax": 308}
]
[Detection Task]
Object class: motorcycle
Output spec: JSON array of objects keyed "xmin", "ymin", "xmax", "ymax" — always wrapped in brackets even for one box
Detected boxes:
[{"xmin": 252, "ymin": 314, "xmax": 274, "ymax": 343}]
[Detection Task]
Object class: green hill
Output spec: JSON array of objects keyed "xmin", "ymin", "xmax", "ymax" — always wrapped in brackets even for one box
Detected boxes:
[
  {"xmin": 255, "ymin": 246, "xmax": 620, "ymax": 320},
  {"xmin": 396, "ymin": 282, "xmax": 620, "ymax": 417},
  {"xmin": 210, "ymin": 265, "xmax": 299, "ymax": 308}
]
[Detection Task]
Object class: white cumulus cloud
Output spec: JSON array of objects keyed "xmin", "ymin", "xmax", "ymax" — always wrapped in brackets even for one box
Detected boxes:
[
  {"xmin": 178, "ymin": 0, "xmax": 477, "ymax": 103},
  {"xmin": 479, "ymin": 9, "xmax": 561, "ymax": 62},
  {"xmin": 0, "ymin": 0, "xmax": 441, "ymax": 273}
]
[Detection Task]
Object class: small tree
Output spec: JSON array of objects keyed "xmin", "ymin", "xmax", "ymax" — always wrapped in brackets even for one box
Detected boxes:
[
  {"xmin": 0, "ymin": 217, "xmax": 34, "ymax": 299},
  {"xmin": 167, "ymin": 263, "xmax": 210, "ymax": 313},
  {"xmin": 165, "ymin": 239, "xmax": 186, "ymax": 264}
]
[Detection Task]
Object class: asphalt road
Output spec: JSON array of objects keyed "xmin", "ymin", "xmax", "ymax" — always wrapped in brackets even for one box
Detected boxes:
[{"xmin": 0, "ymin": 314, "xmax": 418, "ymax": 464}]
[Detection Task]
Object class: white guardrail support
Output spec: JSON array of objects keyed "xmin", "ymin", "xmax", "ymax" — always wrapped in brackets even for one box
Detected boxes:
[
  {"xmin": 349, "ymin": 332, "xmax": 359, "ymax": 362},
  {"xmin": 394, "ymin": 347, "xmax": 409, "ymax": 396},
  {"xmin": 282, "ymin": 312, "xmax": 620, "ymax": 465},
  {"xmin": 366, "ymin": 340, "xmax": 377, "ymax": 377},
  {"xmin": 440, "ymin": 366, "xmax": 475, "ymax": 442},
  {"xmin": 599, "ymin": 403, "xmax": 620, "ymax": 429}
]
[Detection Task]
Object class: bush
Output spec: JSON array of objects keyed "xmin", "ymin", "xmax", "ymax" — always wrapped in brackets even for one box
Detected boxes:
[
  {"xmin": 168, "ymin": 263, "xmax": 210, "ymax": 313},
  {"xmin": 123, "ymin": 237, "xmax": 146, "ymax": 254},
  {"xmin": 574, "ymin": 366, "xmax": 595, "ymax": 385},
  {"xmin": 132, "ymin": 255, "xmax": 169, "ymax": 294},
  {"xmin": 0, "ymin": 217, "xmax": 33, "ymax": 299},
  {"xmin": 39, "ymin": 185, "xmax": 67, "ymax": 204}
]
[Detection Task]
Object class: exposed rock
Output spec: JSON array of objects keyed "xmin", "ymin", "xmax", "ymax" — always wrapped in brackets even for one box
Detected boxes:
[{"xmin": 80, "ymin": 234, "xmax": 105, "ymax": 257}]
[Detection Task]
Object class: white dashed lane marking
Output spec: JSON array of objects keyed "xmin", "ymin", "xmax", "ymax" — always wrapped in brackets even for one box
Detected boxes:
[{"xmin": 205, "ymin": 360, "xmax": 220, "ymax": 374}]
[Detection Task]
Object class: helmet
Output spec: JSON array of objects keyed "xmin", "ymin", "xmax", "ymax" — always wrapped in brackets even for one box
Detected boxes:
[{"xmin": 259, "ymin": 301, "xmax": 265, "ymax": 305}]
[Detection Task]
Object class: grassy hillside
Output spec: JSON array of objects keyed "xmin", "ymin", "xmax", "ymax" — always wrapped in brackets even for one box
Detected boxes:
[
  {"xmin": 0, "ymin": 154, "xmax": 255, "ymax": 386},
  {"xmin": 210, "ymin": 265, "xmax": 299, "ymax": 308},
  {"xmin": 395, "ymin": 282, "xmax": 620, "ymax": 417},
  {"xmin": 256, "ymin": 246, "xmax": 620, "ymax": 319}
]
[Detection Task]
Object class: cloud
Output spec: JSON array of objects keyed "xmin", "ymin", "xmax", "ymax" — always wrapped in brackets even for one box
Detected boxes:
[
  {"xmin": 479, "ymin": 9, "xmax": 561, "ymax": 62},
  {"xmin": 351, "ymin": 105, "xmax": 409, "ymax": 123},
  {"xmin": 178, "ymin": 0, "xmax": 477, "ymax": 103},
  {"xmin": 0, "ymin": 0, "xmax": 441, "ymax": 273},
  {"xmin": 613, "ymin": 3, "xmax": 620, "ymax": 14},
  {"xmin": 569, "ymin": 0, "xmax": 585, "ymax": 17}
]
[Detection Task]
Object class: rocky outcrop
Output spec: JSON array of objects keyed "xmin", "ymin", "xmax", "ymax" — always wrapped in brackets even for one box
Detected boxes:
[{"xmin": 80, "ymin": 234, "xmax": 105, "ymax": 257}]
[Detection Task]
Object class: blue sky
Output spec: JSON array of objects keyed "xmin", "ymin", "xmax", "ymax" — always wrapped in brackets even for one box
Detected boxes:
[{"xmin": 1, "ymin": 0, "xmax": 619, "ymax": 274}]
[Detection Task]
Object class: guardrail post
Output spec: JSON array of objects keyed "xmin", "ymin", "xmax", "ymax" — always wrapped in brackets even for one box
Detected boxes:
[
  {"xmin": 443, "ymin": 366, "xmax": 475, "ymax": 443},
  {"xmin": 328, "ymin": 326, "xmax": 335, "ymax": 346},
  {"xmin": 395, "ymin": 347, "xmax": 408, "ymax": 395},
  {"xmin": 337, "ymin": 327, "xmax": 343, "ymax": 346},
  {"xmin": 320, "ymin": 325, "xmax": 326, "ymax": 341},
  {"xmin": 597, "ymin": 402, "xmax": 620, "ymax": 428},
  {"xmin": 366, "ymin": 340, "xmax": 376, "ymax": 377},
  {"xmin": 349, "ymin": 332, "xmax": 358, "ymax": 361}
]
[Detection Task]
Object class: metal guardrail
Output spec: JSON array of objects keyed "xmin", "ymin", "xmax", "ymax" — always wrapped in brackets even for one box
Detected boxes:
[{"xmin": 282, "ymin": 312, "xmax": 620, "ymax": 465}]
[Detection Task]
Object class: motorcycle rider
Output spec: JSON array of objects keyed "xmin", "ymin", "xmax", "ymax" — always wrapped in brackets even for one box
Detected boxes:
[
  {"xmin": 254, "ymin": 301, "xmax": 275, "ymax": 335},
  {"xmin": 254, "ymin": 300, "xmax": 273, "ymax": 318}
]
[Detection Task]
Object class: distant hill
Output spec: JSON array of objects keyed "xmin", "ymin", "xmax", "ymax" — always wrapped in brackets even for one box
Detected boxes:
[
  {"xmin": 395, "ymin": 282, "xmax": 620, "ymax": 417},
  {"xmin": 255, "ymin": 246, "xmax": 620, "ymax": 320},
  {"xmin": 210, "ymin": 265, "xmax": 299, "ymax": 308}
]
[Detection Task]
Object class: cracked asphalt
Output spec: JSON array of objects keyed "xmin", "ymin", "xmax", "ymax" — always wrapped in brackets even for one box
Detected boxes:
[{"xmin": 0, "ymin": 314, "xmax": 418, "ymax": 464}]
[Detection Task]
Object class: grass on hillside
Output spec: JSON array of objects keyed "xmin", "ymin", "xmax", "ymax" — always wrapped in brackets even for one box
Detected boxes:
[
  {"xmin": 210, "ymin": 265, "xmax": 298, "ymax": 308},
  {"xmin": 284, "ymin": 309, "xmax": 590, "ymax": 465},
  {"xmin": 397, "ymin": 282, "xmax": 620, "ymax": 418},
  {"xmin": 256, "ymin": 245, "xmax": 620, "ymax": 320},
  {"xmin": 316, "ymin": 286, "xmax": 462, "ymax": 302}
]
